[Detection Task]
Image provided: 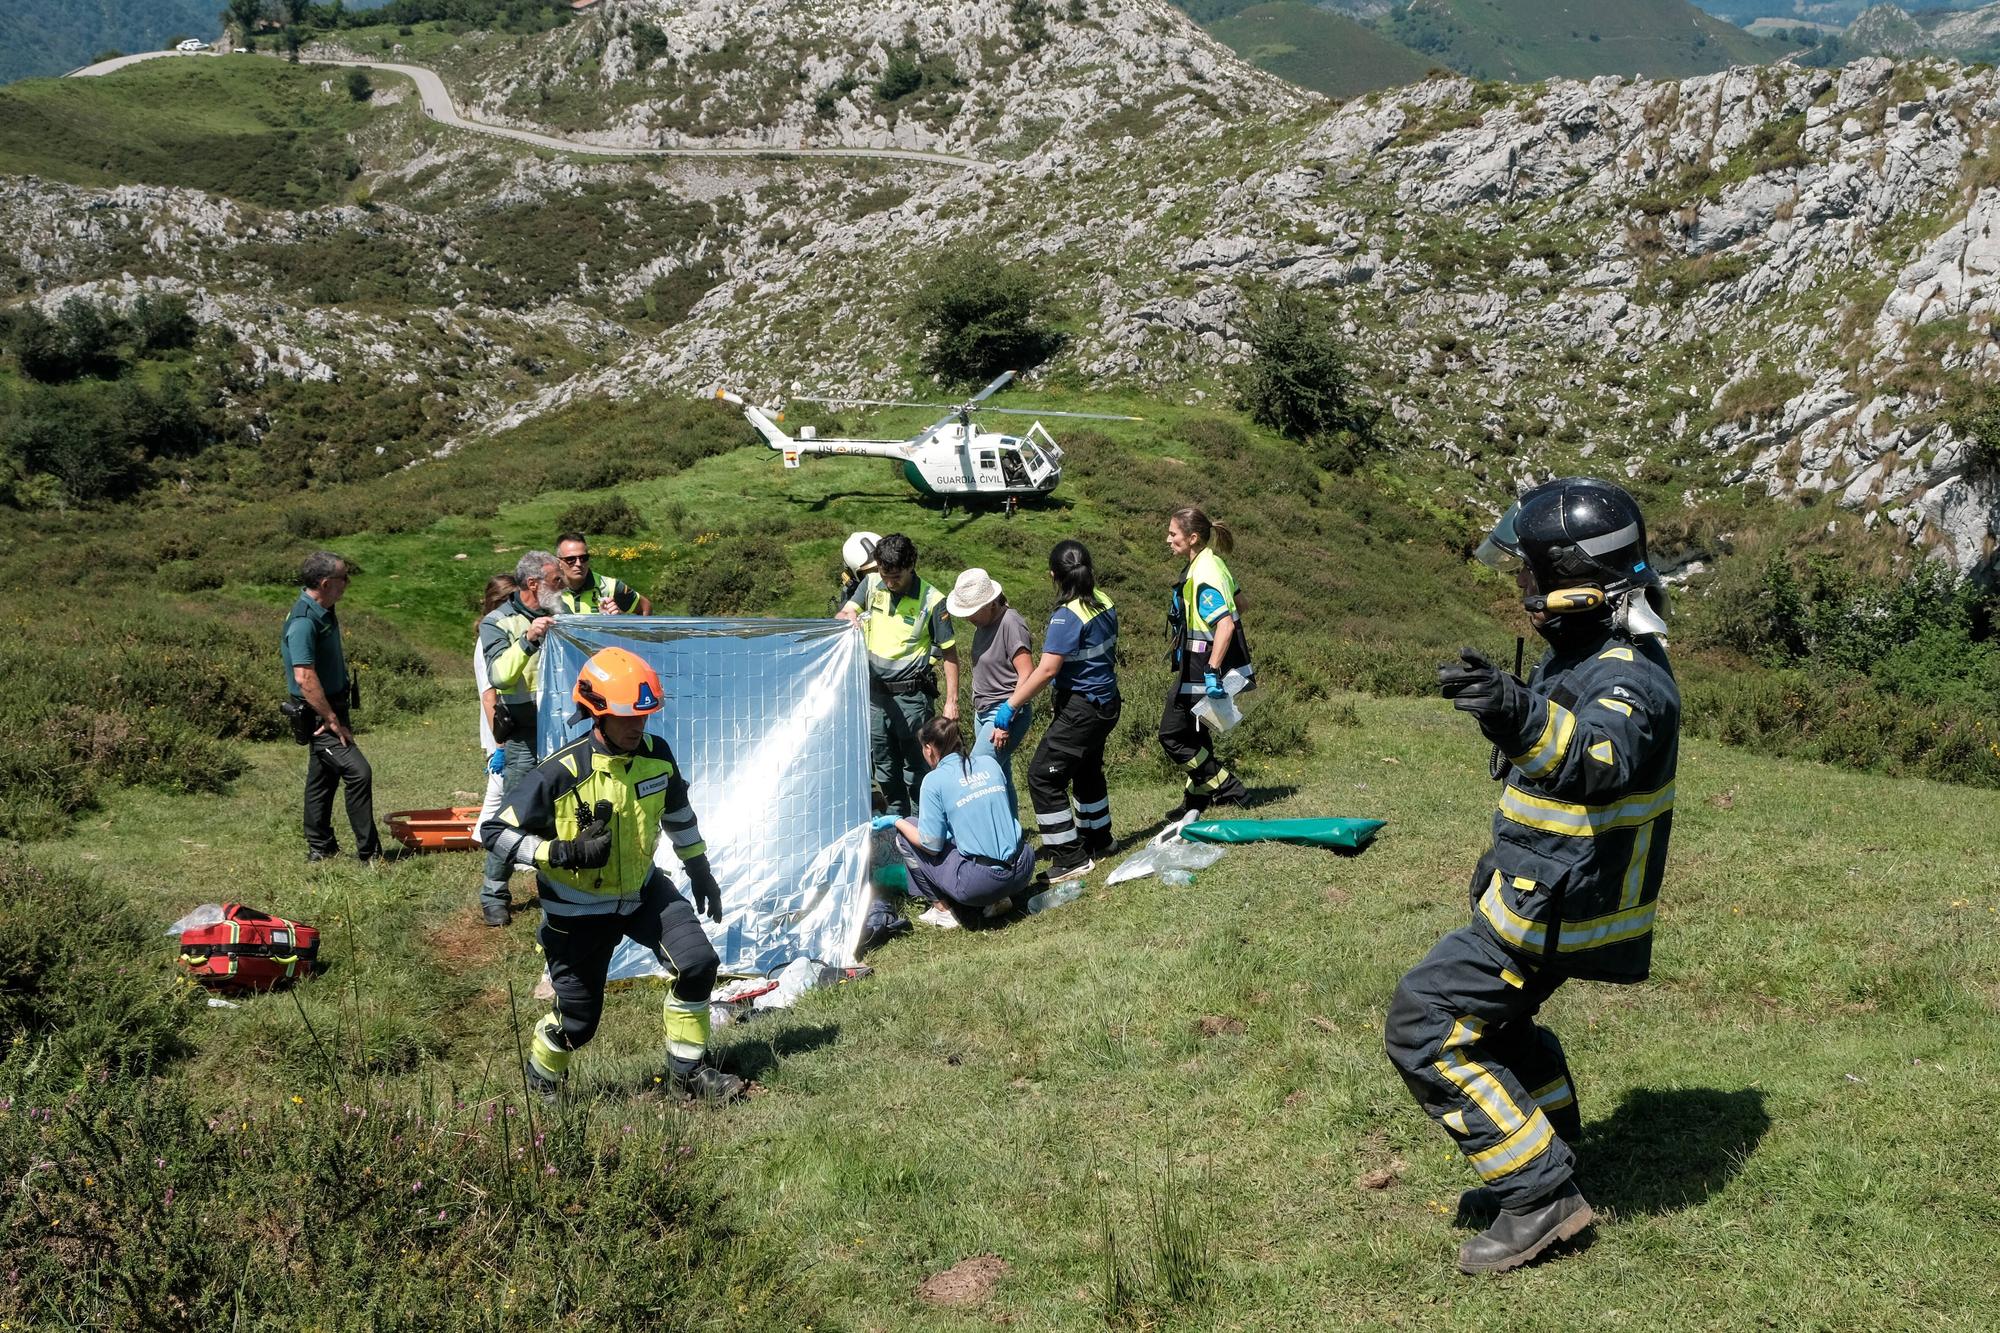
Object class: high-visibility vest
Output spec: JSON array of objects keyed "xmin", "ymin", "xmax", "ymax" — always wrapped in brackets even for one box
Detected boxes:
[
  {"xmin": 853, "ymin": 573, "xmax": 953, "ymax": 683},
  {"xmin": 1172, "ymin": 547, "xmax": 1251, "ymax": 680}
]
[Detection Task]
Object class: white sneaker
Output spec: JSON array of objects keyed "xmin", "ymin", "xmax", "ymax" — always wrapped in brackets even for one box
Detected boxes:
[{"xmin": 917, "ymin": 904, "xmax": 960, "ymax": 929}]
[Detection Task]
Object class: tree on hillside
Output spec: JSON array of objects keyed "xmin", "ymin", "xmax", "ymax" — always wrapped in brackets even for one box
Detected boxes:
[
  {"xmin": 1234, "ymin": 288, "xmax": 1379, "ymax": 473},
  {"xmin": 224, "ymin": 0, "xmax": 267, "ymax": 43},
  {"xmin": 908, "ymin": 246, "xmax": 1065, "ymax": 388}
]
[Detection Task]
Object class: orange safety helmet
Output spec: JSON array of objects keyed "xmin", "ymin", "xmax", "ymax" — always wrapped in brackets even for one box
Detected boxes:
[{"xmin": 572, "ymin": 646, "xmax": 664, "ymax": 719}]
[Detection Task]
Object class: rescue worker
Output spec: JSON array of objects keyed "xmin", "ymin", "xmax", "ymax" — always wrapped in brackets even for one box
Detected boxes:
[
  {"xmin": 1159, "ymin": 505, "xmax": 1250, "ymax": 822},
  {"xmin": 476, "ymin": 550, "xmax": 563, "ymax": 926},
  {"xmin": 833, "ymin": 531, "xmax": 881, "ymax": 615},
  {"xmin": 878, "ymin": 714, "xmax": 1037, "ymax": 928},
  {"xmin": 556, "ymin": 532, "xmax": 651, "ymax": 615},
  {"xmin": 1383, "ymin": 477, "xmax": 1679, "ymax": 1275},
  {"xmin": 481, "ymin": 646, "xmax": 744, "ymax": 1103},
  {"xmin": 990, "ymin": 540, "xmax": 1121, "ymax": 882},
  {"xmin": 836, "ymin": 533, "xmax": 960, "ymax": 817}
]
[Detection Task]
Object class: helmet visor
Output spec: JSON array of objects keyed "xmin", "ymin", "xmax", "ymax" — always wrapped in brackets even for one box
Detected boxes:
[{"xmin": 1475, "ymin": 504, "xmax": 1524, "ymax": 571}]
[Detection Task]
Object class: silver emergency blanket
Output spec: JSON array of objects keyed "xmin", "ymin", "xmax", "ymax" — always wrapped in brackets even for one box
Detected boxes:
[{"xmin": 536, "ymin": 617, "xmax": 871, "ymax": 978}]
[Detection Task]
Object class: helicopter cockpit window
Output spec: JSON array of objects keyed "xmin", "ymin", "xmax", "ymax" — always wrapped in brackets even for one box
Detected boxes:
[
  {"xmin": 1000, "ymin": 446, "xmax": 1029, "ymax": 488},
  {"xmin": 978, "ymin": 450, "xmax": 997, "ymax": 472}
]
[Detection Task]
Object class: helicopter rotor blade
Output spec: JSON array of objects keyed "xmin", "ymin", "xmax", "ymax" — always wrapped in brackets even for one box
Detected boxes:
[
  {"xmin": 963, "ymin": 407, "xmax": 1145, "ymax": 421},
  {"xmin": 963, "ymin": 370, "xmax": 1017, "ymax": 408},
  {"xmin": 787, "ymin": 395, "xmax": 955, "ymax": 410}
]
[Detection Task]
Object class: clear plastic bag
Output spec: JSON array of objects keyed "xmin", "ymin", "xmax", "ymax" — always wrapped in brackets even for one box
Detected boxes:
[
  {"xmin": 165, "ymin": 903, "xmax": 228, "ymax": 937},
  {"xmin": 1190, "ymin": 668, "xmax": 1256, "ymax": 732},
  {"xmin": 1106, "ymin": 825, "xmax": 1227, "ymax": 885}
]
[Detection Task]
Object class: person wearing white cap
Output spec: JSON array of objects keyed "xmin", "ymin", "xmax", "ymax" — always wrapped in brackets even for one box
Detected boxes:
[{"xmin": 947, "ymin": 566, "xmax": 1033, "ymax": 811}]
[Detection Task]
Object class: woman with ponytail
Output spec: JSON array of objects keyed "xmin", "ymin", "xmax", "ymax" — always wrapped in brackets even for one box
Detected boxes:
[
  {"xmin": 989, "ymin": 539, "xmax": 1122, "ymax": 883},
  {"xmin": 1159, "ymin": 505, "xmax": 1250, "ymax": 822},
  {"xmin": 876, "ymin": 713, "xmax": 1037, "ymax": 926}
]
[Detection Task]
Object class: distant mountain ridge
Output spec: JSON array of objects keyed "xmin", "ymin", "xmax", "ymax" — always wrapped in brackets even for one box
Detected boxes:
[
  {"xmin": 0, "ymin": 0, "xmax": 221, "ymax": 84},
  {"xmin": 1172, "ymin": 0, "xmax": 1792, "ymax": 99}
]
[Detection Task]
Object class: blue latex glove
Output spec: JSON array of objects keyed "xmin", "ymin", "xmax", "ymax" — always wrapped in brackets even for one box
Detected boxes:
[
  {"xmin": 486, "ymin": 748, "xmax": 505, "ymax": 775},
  {"xmin": 870, "ymin": 813, "xmax": 900, "ymax": 831},
  {"xmin": 1204, "ymin": 671, "xmax": 1225, "ymax": 699},
  {"xmin": 993, "ymin": 701, "xmax": 1015, "ymax": 729}
]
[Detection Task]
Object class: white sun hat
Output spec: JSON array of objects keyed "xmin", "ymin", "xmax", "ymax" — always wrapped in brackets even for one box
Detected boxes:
[{"xmin": 946, "ymin": 567, "xmax": 1005, "ymax": 618}]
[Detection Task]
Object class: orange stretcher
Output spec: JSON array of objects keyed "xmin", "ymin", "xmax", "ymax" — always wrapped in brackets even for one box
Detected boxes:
[{"xmin": 385, "ymin": 806, "xmax": 481, "ymax": 853}]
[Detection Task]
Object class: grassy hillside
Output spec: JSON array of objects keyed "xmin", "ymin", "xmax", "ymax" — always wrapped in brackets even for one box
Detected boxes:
[
  {"xmin": 1383, "ymin": 0, "xmax": 1790, "ymax": 81},
  {"xmin": 11, "ymin": 671, "xmax": 1998, "ymax": 1324},
  {"xmin": 0, "ymin": 58, "xmax": 392, "ymax": 207},
  {"xmin": 1209, "ymin": 2, "xmax": 1436, "ymax": 99},
  {"xmin": 0, "ymin": 0, "xmax": 218, "ymax": 85}
]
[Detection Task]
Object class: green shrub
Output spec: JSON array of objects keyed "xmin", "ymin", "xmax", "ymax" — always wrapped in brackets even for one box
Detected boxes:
[
  {"xmin": 0, "ymin": 856, "xmax": 198, "ymax": 1078},
  {"xmin": 1234, "ymin": 289, "xmax": 1380, "ymax": 469},
  {"xmin": 345, "ymin": 68, "xmax": 373, "ymax": 101},
  {"xmin": 908, "ymin": 244, "xmax": 1066, "ymax": 387},
  {"xmin": 0, "ymin": 1067, "xmax": 815, "ymax": 1328},
  {"xmin": 682, "ymin": 534, "xmax": 794, "ymax": 615},
  {"xmin": 556, "ymin": 494, "xmax": 647, "ymax": 538}
]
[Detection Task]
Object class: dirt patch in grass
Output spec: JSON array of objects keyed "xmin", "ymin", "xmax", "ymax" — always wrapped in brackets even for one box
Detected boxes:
[
  {"xmin": 1196, "ymin": 1014, "xmax": 1247, "ymax": 1037},
  {"xmin": 917, "ymin": 1253, "xmax": 1008, "ymax": 1306}
]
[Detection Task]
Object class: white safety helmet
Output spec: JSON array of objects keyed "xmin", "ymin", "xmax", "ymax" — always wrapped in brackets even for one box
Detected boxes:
[{"xmin": 842, "ymin": 531, "xmax": 881, "ymax": 576}]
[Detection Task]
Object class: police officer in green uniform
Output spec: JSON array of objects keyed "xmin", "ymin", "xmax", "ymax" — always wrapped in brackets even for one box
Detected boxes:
[
  {"xmin": 481, "ymin": 645, "xmax": 744, "ymax": 1103},
  {"xmin": 837, "ymin": 533, "xmax": 959, "ymax": 817},
  {"xmin": 1384, "ymin": 477, "xmax": 1679, "ymax": 1275},
  {"xmin": 556, "ymin": 532, "xmax": 651, "ymax": 615},
  {"xmin": 282, "ymin": 550, "xmax": 381, "ymax": 863},
  {"xmin": 476, "ymin": 550, "xmax": 563, "ymax": 925},
  {"xmin": 1160, "ymin": 505, "xmax": 1251, "ymax": 822}
]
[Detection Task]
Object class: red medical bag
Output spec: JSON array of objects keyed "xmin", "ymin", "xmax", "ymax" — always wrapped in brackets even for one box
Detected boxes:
[{"xmin": 177, "ymin": 904, "xmax": 320, "ymax": 993}]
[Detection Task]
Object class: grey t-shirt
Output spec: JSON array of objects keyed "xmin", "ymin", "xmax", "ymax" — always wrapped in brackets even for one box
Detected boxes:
[{"xmin": 969, "ymin": 607, "xmax": 1031, "ymax": 713}]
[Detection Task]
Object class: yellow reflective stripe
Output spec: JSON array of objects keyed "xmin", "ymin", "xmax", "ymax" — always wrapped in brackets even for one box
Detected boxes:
[
  {"xmin": 1530, "ymin": 1077, "xmax": 1575, "ymax": 1111},
  {"xmin": 559, "ymin": 754, "xmax": 579, "ymax": 777},
  {"xmin": 1588, "ymin": 739, "xmax": 1615, "ymax": 766},
  {"xmin": 1479, "ymin": 880, "xmax": 1547, "ymax": 951},
  {"xmin": 1596, "ymin": 697, "xmax": 1633, "ymax": 717},
  {"xmin": 1598, "ymin": 646, "xmax": 1634, "ymax": 662},
  {"xmin": 1500, "ymin": 967, "xmax": 1526, "ymax": 990},
  {"xmin": 663, "ymin": 995, "xmax": 709, "ymax": 1059},
  {"xmin": 1443, "ymin": 1110, "xmax": 1469, "ymax": 1135},
  {"xmin": 1185, "ymin": 748, "xmax": 1211, "ymax": 771},
  {"xmin": 1510, "ymin": 702, "xmax": 1576, "ymax": 779},
  {"xmin": 672, "ymin": 841, "xmax": 707, "ymax": 862},
  {"xmin": 1557, "ymin": 900, "xmax": 1656, "ymax": 953},
  {"xmin": 1498, "ymin": 782, "xmax": 1674, "ymax": 837},
  {"xmin": 1445, "ymin": 1015, "xmax": 1486, "ymax": 1050},
  {"xmin": 1469, "ymin": 1109, "xmax": 1556, "ymax": 1181},
  {"xmin": 1434, "ymin": 1050, "xmax": 1528, "ymax": 1135},
  {"xmin": 1620, "ymin": 821, "xmax": 1654, "ymax": 910}
]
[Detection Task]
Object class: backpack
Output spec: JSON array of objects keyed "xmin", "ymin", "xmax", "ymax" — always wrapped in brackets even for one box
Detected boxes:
[{"xmin": 178, "ymin": 904, "xmax": 321, "ymax": 994}]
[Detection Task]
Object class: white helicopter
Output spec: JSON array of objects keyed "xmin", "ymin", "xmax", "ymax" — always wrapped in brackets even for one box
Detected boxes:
[{"xmin": 714, "ymin": 371, "xmax": 1139, "ymax": 509}]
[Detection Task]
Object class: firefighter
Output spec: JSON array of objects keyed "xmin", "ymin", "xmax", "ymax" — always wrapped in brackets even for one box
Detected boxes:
[
  {"xmin": 481, "ymin": 646, "xmax": 744, "ymax": 1103},
  {"xmin": 1159, "ymin": 505, "xmax": 1250, "ymax": 822},
  {"xmin": 476, "ymin": 550, "xmax": 563, "ymax": 926},
  {"xmin": 555, "ymin": 531, "xmax": 651, "ymax": 615},
  {"xmin": 1383, "ymin": 477, "xmax": 1679, "ymax": 1275}
]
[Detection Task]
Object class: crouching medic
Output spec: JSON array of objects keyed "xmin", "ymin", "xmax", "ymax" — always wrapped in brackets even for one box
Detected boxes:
[
  {"xmin": 1384, "ymin": 477, "xmax": 1679, "ymax": 1275},
  {"xmin": 481, "ymin": 646, "xmax": 745, "ymax": 1103}
]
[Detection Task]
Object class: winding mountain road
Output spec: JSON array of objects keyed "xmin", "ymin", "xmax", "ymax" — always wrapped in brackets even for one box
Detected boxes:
[{"xmin": 69, "ymin": 49, "xmax": 995, "ymax": 174}]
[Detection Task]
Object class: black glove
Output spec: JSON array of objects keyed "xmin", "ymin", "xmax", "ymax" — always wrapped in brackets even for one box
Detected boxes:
[
  {"xmin": 686, "ymin": 857, "xmax": 724, "ymax": 923},
  {"xmin": 1438, "ymin": 648, "xmax": 1530, "ymax": 739},
  {"xmin": 548, "ymin": 799, "xmax": 614, "ymax": 870}
]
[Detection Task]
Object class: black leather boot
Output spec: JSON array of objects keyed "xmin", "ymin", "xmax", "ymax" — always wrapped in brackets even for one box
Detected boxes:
[{"xmin": 1456, "ymin": 1181, "xmax": 1593, "ymax": 1275}]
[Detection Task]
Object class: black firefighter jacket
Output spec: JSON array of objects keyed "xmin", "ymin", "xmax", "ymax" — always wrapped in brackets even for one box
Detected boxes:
[{"xmin": 1471, "ymin": 625, "xmax": 1680, "ymax": 984}]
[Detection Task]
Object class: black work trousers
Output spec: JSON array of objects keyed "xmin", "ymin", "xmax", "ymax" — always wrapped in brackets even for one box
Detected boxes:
[
  {"xmin": 536, "ymin": 872, "xmax": 719, "ymax": 1075},
  {"xmin": 1030, "ymin": 691, "xmax": 1121, "ymax": 856},
  {"xmin": 1384, "ymin": 922, "xmax": 1582, "ymax": 1211},
  {"xmin": 303, "ymin": 711, "xmax": 379, "ymax": 859},
  {"xmin": 1157, "ymin": 688, "xmax": 1235, "ymax": 801}
]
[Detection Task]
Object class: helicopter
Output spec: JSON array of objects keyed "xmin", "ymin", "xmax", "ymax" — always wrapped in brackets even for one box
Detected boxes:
[{"xmin": 714, "ymin": 371, "xmax": 1140, "ymax": 510}]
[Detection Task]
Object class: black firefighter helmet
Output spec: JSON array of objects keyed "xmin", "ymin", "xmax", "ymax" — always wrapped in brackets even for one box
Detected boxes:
[{"xmin": 1476, "ymin": 477, "xmax": 1668, "ymax": 635}]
